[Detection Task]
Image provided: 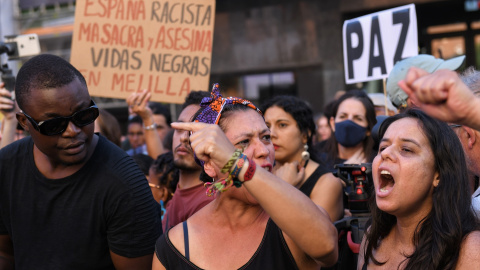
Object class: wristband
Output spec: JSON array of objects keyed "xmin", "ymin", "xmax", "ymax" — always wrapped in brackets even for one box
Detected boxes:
[
  {"xmin": 221, "ymin": 149, "xmax": 242, "ymax": 174},
  {"xmin": 243, "ymin": 158, "xmax": 256, "ymax": 182},
  {"xmin": 230, "ymin": 154, "xmax": 247, "ymax": 187},
  {"xmin": 144, "ymin": 123, "xmax": 157, "ymax": 130}
]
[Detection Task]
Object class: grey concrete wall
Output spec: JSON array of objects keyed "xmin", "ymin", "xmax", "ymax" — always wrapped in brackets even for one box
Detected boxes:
[{"xmin": 210, "ymin": 0, "xmax": 344, "ymax": 112}]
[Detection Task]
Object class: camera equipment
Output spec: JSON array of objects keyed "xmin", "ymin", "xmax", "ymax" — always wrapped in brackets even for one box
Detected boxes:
[
  {"xmin": 0, "ymin": 34, "xmax": 41, "ymax": 111},
  {"xmin": 327, "ymin": 163, "xmax": 373, "ymax": 270},
  {"xmin": 0, "ymin": 34, "xmax": 41, "ymax": 88},
  {"xmin": 333, "ymin": 163, "xmax": 373, "ymax": 214}
]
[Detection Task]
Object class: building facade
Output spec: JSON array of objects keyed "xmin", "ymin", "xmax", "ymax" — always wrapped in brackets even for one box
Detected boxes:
[{"xmin": 2, "ymin": 0, "xmax": 474, "ymax": 121}]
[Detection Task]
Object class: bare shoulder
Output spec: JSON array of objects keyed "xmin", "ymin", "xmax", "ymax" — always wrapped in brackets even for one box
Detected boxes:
[
  {"xmin": 166, "ymin": 222, "xmax": 185, "ymax": 254},
  {"xmin": 457, "ymin": 231, "xmax": 480, "ymax": 268},
  {"xmin": 319, "ymin": 172, "xmax": 343, "ymax": 188},
  {"xmin": 313, "ymin": 172, "xmax": 343, "ymax": 197}
]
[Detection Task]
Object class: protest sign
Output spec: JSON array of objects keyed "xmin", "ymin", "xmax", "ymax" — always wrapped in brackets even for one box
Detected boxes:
[
  {"xmin": 71, "ymin": 0, "xmax": 215, "ymax": 103},
  {"xmin": 342, "ymin": 4, "xmax": 417, "ymax": 84}
]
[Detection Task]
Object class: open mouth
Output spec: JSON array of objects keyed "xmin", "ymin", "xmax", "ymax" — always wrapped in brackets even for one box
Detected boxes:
[
  {"xmin": 379, "ymin": 170, "xmax": 395, "ymax": 193},
  {"xmin": 262, "ymin": 164, "xmax": 273, "ymax": 172}
]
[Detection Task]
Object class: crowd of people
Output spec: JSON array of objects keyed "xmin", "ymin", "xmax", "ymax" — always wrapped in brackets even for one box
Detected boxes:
[{"xmin": 0, "ymin": 52, "xmax": 480, "ymax": 269}]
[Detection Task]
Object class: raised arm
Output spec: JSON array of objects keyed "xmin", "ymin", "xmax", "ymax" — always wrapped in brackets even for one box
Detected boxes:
[
  {"xmin": 0, "ymin": 85, "xmax": 19, "ymax": 149},
  {"xmin": 172, "ymin": 121, "xmax": 338, "ymax": 267},
  {"xmin": 126, "ymin": 90, "xmax": 164, "ymax": 158},
  {"xmin": 399, "ymin": 67, "xmax": 480, "ymax": 130}
]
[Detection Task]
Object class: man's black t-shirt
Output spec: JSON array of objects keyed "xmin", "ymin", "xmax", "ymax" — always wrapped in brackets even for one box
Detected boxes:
[{"xmin": 0, "ymin": 135, "xmax": 162, "ymax": 269}]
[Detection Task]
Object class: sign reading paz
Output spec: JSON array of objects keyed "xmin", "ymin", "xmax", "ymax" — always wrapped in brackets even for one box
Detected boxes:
[
  {"xmin": 342, "ymin": 4, "xmax": 418, "ymax": 84},
  {"xmin": 71, "ymin": 0, "xmax": 215, "ymax": 104}
]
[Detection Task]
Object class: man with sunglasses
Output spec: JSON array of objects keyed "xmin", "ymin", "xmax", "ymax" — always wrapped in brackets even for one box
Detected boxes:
[{"xmin": 0, "ymin": 54, "xmax": 161, "ymax": 269}]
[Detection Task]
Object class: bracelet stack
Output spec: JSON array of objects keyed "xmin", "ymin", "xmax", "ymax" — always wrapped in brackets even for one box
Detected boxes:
[{"xmin": 204, "ymin": 150, "xmax": 257, "ymax": 197}]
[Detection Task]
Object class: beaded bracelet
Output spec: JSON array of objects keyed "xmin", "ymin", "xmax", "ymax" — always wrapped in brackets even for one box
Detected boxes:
[{"xmin": 221, "ymin": 149, "xmax": 243, "ymax": 174}]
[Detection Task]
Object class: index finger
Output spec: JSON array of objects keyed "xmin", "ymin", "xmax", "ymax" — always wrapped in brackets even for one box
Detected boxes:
[{"xmin": 171, "ymin": 121, "xmax": 210, "ymax": 132}]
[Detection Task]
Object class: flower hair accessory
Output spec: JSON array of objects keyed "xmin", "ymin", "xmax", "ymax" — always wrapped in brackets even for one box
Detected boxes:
[{"xmin": 192, "ymin": 83, "xmax": 262, "ymax": 167}]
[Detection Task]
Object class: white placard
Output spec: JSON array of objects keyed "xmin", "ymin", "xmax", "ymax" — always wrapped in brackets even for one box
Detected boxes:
[{"xmin": 342, "ymin": 4, "xmax": 418, "ymax": 84}]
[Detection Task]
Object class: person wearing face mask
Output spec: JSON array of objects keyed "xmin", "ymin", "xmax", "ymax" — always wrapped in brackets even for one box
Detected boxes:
[{"xmin": 319, "ymin": 90, "xmax": 377, "ymax": 171}]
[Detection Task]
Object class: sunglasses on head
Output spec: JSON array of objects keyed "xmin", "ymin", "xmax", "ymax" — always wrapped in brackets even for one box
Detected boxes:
[{"xmin": 23, "ymin": 100, "xmax": 99, "ymax": 136}]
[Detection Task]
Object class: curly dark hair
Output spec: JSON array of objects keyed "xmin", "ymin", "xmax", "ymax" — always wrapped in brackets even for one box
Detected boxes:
[
  {"xmin": 364, "ymin": 109, "xmax": 479, "ymax": 270},
  {"xmin": 15, "ymin": 54, "xmax": 87, "ymax": 112},
  {"xmin": 260, "ymin": 95, "xmax": 320, "ymax": 163},
  {"xmin": 151, "ymin": 151, "xmax": 179, "ymax": 197}
]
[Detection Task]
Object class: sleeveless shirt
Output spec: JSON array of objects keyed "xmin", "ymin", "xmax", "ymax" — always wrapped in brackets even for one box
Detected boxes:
[{"xmin": 155, "ymin": 219, "xmax": 299, "ymax": 270}]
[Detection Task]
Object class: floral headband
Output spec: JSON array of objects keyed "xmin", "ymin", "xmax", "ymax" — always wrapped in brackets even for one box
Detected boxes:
[{"xmin": 193, "ymin": 83, "xmax": 262, "ymax": 167}]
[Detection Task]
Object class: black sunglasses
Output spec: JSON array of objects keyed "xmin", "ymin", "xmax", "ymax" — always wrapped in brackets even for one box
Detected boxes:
[{"xmin": 23, "ymin": 100, "xmax": 99, "ymax": 136}]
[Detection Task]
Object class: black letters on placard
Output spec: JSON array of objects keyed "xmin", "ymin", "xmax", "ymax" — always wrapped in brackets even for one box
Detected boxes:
[
  {"xmin": 367, "ymin": 15, "xmax": 386, "ymax": 77},
  {"xmin": 392, "ymin": 8, "xmax": 410, "ymax": 64},
  {"xmin": 346, "ymin": 21, "xmax": 363, "ymax": 80}
]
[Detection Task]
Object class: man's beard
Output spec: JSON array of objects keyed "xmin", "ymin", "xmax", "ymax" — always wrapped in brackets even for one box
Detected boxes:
[{"xmin": 174, "ymin": 158, "xmax": 201, "ymax": 172}]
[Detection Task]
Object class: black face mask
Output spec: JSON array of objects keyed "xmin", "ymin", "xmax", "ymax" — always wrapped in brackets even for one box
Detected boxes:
[{"xmin": 334, "ymin": 120, "xmax": 367, "ymax": 147}]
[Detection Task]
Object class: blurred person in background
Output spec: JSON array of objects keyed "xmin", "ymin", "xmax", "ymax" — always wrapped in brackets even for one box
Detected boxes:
[
  {"xmin": 367, "ymin": 93, "xmax": 397, "ymax": 116},
  {"xmin": 126, "ymin": 115, "xmax": 148, "ymax": 156},
  {"xmin": 94, "ymin": 108, "xmax": 122, "ymax": 147},
  {"xmin": 149, "ymin": 102, "xmax": 172, "ymax": 142},
  {"xmin": 132, "ymin": 153, "xmax": 154, "ymax": 177},
  {"xmin": 162, "ymin": 129, "xmax": 174, "ymax": 152},
  {"xmin": 127, "ymin": 90, "xmax": 170, "ymax": 159},
  {"xmin": 262, "ymin": 96, "xmax": 343, "ymax": 221},
  {"xmin": 148, "ymin": 151, "xmax": 179, "ymax": 219},
  {"xmin": 161, "ymin": 90, "xmax": 214, "ymax": 231},
  {"xmin": 315, "ymin": 113, "xmax": 332, "ymax": 143},
  {"xmin": 320, "ymin": 90, "xmax": 377, "ymax": 170}
]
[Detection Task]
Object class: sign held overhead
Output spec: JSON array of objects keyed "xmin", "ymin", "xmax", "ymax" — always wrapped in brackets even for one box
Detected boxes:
[
  {"xmin": 71, "ymin": 0, "xmax": 215, "ymax": 104},
  {"xmin": 342, "ymin": 4, "xmax": 418, "ymax": 84}
]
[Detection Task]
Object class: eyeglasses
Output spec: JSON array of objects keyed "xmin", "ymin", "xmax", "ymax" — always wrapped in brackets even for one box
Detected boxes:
[
  {"xmin": 23, "ymin": 100, "xmax": 99, "ymax": 136},
  {"xmin": 148, "ymin": 183, "xmax": 161, "ymax": 189}
]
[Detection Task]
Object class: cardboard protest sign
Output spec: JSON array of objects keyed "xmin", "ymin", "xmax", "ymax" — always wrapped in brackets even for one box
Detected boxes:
[
  {"xmin": 71, "ymin": 0, "xmax": 215, "ymax": 104},
  {"xmin": 342, "ymin": 4, "xmax": 417, "ymax": 84}
]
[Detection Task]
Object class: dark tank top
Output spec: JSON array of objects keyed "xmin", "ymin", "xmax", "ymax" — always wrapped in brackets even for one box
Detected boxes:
[
  {"xmin": 155, "ymin": 218, "xmax": 299, "ymax": 270},
  {"xmin": 299, "ymin": 165, "xmax": 330, "ymax": 197}
]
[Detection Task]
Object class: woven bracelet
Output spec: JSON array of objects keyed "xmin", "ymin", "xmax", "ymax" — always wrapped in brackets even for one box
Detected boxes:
[
  {"xmin": 243, "ymin": 158, "xmax": 256, "ymax": 182},
  {"xmin": 221, "ymin": 149, "xmax": 243, "ymax": 174},
  {"xmin": 231, "ymin": 153, "xmax": 247, "ymax": 187},
  {"xmin": 231, "ymin": 157, "xmax": 257, "ymax": 187}
]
